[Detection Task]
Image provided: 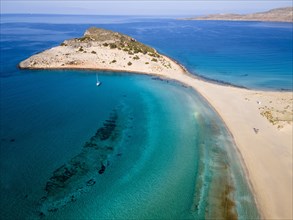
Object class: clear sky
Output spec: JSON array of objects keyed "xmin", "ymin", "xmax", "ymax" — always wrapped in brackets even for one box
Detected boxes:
[{"xmin": 1, "ymin": 0, "xmax": 292, "ymax": 16}]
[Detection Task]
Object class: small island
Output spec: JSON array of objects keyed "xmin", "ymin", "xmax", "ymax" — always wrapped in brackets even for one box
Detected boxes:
[
  {"xmin": 19, "ymin": 27, "xmax": 185, "ymax": 76},
  {"xmin": 181, "ymin": 7, "xmax": 293, "ymax": 23}
]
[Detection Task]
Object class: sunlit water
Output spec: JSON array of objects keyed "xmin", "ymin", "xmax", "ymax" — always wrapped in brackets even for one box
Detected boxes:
[
  {"xmin": 0, "ymin": 71, "xmax": 258, "ymax": 219},
  {"xmin": 1, "ymin": 14, "xmax": 289, "ymax": 219}
]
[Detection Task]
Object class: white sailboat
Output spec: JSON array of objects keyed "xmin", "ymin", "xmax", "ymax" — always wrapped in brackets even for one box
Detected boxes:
[{"xmin": 96, "ymin": 73, "xmax": 101, "ymax": 86}]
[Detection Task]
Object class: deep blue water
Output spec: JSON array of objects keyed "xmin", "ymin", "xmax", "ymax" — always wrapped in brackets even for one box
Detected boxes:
[
  {"xmin": 2, "ymin": 14, "xmax": 291, "ymax": 219},
  {"xmin": 1, "ymin": 14, "xmax": 292, "ymax": 90},
  {"xmin": 129, "ymin": 20, "xmax": 293, "ymax": 90}
]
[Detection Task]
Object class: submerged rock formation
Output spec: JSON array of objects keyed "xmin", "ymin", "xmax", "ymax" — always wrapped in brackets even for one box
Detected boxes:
[
  {"xmin": 38, "ymin": 109, "xmax": 129, "ymax": 216},
  {"xmin": 19, "ymin": 27, "xmax": 185, "ymax": 76}
]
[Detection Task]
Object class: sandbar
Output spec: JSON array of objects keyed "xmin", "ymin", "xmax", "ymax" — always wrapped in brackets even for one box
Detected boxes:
[{"xmin": 19, "ymin": 27, "xmax": 293, "ymax": 219}]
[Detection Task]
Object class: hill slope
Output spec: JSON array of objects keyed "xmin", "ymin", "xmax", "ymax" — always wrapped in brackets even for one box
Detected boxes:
[
  {"xmin": 183, "ymin": 7, "xmax": 293, "ymax": 22},
  {"xmin": 19, "ymin": 27, "xmax": 185, "ymax": 76}
]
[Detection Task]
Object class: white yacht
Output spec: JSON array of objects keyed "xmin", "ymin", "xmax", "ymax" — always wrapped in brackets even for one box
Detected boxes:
[{"xmin": 96, "ymin": 73, "xmax": 101, "ymax": 86}]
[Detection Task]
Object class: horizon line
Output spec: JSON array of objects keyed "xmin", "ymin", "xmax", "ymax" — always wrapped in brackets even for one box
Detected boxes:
[{"xmin": 0, "ymin": 13, "xmax": 195, "ymax": 17}]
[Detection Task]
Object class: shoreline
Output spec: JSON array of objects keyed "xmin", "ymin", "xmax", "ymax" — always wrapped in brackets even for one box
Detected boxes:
[
  {"xmin": 18, "ymin": 26, "xmax": 292, "ymax": 218},
  {"xmin": 20, "ymin": 64, "xmax": 293, "ymax": 219},
  {"xmin": 154, "ymin": 69, "xmax": 293, "ymax": 219},
  {"xmin": 22, "ymin": 64, "xmax": 293, "ymax": 92},
  {"xmin": 172, "ymin": 72, "xmax": 292, "ymax": 220},
  {"xmin": 131, "ymin": 65, "xmax": 291, "ymax": 219}
]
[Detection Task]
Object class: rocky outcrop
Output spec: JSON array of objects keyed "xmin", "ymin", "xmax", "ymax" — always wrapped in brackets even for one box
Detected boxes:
[{"xmin": 19, "ymin": 27, "xmax": 185, "ymax": 76}]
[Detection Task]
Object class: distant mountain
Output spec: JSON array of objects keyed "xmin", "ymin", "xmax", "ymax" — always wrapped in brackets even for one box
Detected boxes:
[{"xmin": 182, "ymin": 7, "xmax": 293, "ymax": 22}]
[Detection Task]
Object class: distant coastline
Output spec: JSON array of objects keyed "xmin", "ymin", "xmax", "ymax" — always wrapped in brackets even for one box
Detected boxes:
[{"xmin": 180, "ymin": 7, "xmax": 293, "ymax": 23}]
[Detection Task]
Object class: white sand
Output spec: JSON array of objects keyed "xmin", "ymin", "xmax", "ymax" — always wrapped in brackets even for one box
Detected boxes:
[{"xmin": 168, "ymin": 73, "xmax": 293, "ymax": 219}]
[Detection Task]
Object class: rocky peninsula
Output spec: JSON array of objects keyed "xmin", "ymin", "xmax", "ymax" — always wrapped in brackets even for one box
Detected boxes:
[
  {"xmin": 19, "ymin": 27, "xmax": 292, "ymax": 219},
  {"xmin": 182, "ymin": 7, "xmax": 293, "ymax": 23},
  {"xmin": 19, "ymin": 27, "xmax": 185, "ymax": 76}
]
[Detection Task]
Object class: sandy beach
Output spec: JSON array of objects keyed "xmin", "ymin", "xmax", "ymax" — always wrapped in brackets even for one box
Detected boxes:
[
  {"xmin": 19, "ymin": 27, "xmax": 293, "ymax": 219},
  {"xmin": 164, "ymin": 71, "xmax": 293, "ymax": 219}
]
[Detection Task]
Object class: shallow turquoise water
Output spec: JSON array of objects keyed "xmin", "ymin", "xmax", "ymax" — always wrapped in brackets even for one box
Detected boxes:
[
  {"xmin": 0, "ymin": 72, "xmax": 258, "ymax": 219},
  {"xmin": 0, "ymin": 15, "xmax": 268, "ymax": 219}
]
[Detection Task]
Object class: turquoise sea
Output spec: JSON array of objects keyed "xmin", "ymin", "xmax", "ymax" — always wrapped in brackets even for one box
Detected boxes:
[{"xmin": 1, "ymin": 14, "xmax": 291, "ymax": 219}]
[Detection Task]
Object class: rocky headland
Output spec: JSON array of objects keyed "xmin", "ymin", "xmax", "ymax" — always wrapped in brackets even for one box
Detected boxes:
[{"xmin": 19, "ymin": 27, "xmax": 185, "ymax": 76}]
